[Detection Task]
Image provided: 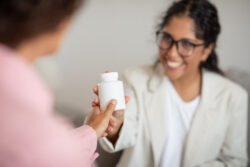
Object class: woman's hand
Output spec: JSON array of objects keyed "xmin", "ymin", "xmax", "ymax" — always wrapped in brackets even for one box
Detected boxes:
[
  {"xmin": 87, "ymin": 100, "xmax": 117, "ymax": 138},
  {"xmin": 92, "ymin": 85, "xmax": 129, "ymax": 144}
]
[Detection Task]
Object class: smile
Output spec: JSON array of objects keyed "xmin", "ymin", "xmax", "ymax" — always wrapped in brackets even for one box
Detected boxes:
[{"xmin": 167, "ymin": 61, "xmax": 183, "ymax": 68}]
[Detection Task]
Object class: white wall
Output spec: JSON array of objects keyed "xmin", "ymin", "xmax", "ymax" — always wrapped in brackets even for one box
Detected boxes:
[{"xmin": 34, "ymin": 0, "xmax": 250, "ymax": 118}]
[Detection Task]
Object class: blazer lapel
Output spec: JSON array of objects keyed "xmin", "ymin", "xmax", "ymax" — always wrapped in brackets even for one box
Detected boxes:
[
  {"xmin": 144, "ymin": 64, "xmax": 168, "ymax": 167},
  {"xmin": 182, "ymin": 71, "xmax": 218, "ymax": 167}
]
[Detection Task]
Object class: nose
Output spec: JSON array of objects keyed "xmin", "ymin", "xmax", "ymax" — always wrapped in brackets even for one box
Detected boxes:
[{"xmin": 166, "ymin": 42, "xmax": 179, "ymax": 59}]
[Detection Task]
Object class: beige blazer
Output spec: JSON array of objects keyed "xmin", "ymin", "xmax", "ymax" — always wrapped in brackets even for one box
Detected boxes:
[{"xmin": 100, "ymin": 64, "xmax": 248, "ymax": 167}]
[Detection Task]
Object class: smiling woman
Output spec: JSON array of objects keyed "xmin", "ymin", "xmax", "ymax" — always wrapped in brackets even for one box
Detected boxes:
[
  {"xmin": 98, "ymin": 0, "xmax": 248, "ymax": 167},
  {"xmin": 156, "ymin": 0, "xmax": 223, "ymax": 78}
]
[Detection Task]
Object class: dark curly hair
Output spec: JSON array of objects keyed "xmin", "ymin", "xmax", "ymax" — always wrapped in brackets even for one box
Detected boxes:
[
  {"xmin": 0, "ymin": 0, "xmax": 84, "ymax": 48},
  {"xmin": 156, "ymin": 0, "xmax": 223, "ymax": 75}
]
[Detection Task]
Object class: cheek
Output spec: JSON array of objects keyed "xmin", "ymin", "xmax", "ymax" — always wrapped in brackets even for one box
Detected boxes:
[{"xmin": 184, "ymin": 52, "xmax": 203, "ymax": 71}]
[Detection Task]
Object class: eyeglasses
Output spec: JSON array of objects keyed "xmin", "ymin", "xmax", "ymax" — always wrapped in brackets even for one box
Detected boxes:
[{"xmin": 156, "ymin": 31, "xmax": 205, "ymax": 57}]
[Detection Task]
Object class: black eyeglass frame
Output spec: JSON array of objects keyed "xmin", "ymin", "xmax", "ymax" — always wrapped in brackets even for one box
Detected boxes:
[{"xmin": 156, "ymin": 31, "xmax": 205, "ymax": 58}]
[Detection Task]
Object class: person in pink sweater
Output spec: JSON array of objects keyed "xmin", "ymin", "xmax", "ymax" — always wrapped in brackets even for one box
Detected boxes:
[{"xmin": 0, "ymin": 0, "xmax": 128, "ymax": 166}]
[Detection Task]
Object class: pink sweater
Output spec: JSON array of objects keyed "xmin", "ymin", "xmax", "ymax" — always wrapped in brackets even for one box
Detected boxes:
[{"xmin": 0, "ymin": 44, "xmax": 98, "ymax": 167}]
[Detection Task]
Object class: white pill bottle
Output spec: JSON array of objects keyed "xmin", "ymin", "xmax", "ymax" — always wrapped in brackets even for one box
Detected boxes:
[{"xmin": 98, "ymin": 72, "xmax": 126, "ymax": 111}]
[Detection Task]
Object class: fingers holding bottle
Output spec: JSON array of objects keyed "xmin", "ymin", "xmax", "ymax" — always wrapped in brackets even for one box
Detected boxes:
[{"xmin": 87, "ymin": 100, "xmax": 117, "ymax": 138}]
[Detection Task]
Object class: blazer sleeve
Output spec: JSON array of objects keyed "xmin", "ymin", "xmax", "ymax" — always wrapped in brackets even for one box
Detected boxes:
[
  {"xmin": 99, "ymin": 72, "xmax": 140, "ymax": 152},
  {"xmin": 198, "ymin": 89, "xmax": 248, "ymax": 167}
]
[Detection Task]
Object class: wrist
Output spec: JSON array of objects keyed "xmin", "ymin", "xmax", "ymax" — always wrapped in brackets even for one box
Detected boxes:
[{"xmin": 87, "ymin": 123, "xmax": 100, "ymax": 138}]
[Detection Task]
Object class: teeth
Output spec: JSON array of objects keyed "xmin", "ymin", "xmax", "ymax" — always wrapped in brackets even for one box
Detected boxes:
[{"xmin": 167, "ymin": 61, "xmax": 182, "ymax": 68}]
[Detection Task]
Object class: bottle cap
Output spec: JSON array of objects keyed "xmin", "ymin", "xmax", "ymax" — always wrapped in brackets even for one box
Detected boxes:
[{"xmin": 101, "ymin": 72, "xmax": 118, "ymax": 82}]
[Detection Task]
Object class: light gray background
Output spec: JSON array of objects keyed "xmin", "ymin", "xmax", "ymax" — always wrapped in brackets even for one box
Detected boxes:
[{"xmin": 34, "ymin": 0, "xmax": 250, "ymax": 119}]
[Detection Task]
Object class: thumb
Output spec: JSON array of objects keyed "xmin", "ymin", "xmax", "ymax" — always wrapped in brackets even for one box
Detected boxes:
[{"xmin": 104, "ymin": 99, "xmax": 117, "ymax": 117}]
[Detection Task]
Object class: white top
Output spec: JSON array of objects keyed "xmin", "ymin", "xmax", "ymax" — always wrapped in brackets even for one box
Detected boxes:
[{"xmin": 161, "ymin": 77, "xmax": 200, "ymax": 167}]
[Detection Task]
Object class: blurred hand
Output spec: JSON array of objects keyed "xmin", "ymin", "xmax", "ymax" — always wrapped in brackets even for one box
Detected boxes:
[
  {"xmin": 92, "ymin": 84, "xmax": 129, "ymax": 140},
  {"xmin": 87, "ymin": 100, "xmax": 117, "ymax": 138}
]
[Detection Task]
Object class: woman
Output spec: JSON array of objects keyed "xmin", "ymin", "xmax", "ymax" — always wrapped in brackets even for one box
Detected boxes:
[
  {"xmin": 0, "ymin": 0, "xmax": 123, "ymax": 166},
  {"xmin": 96, "ymin": 0, "xmax": 248, "ymax": 166}
]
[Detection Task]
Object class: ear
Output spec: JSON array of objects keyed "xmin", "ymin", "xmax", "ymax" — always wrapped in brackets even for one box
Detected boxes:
[{"xmin": 201, "ymin": 43, "xmax": 214, "ymax": 62}]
